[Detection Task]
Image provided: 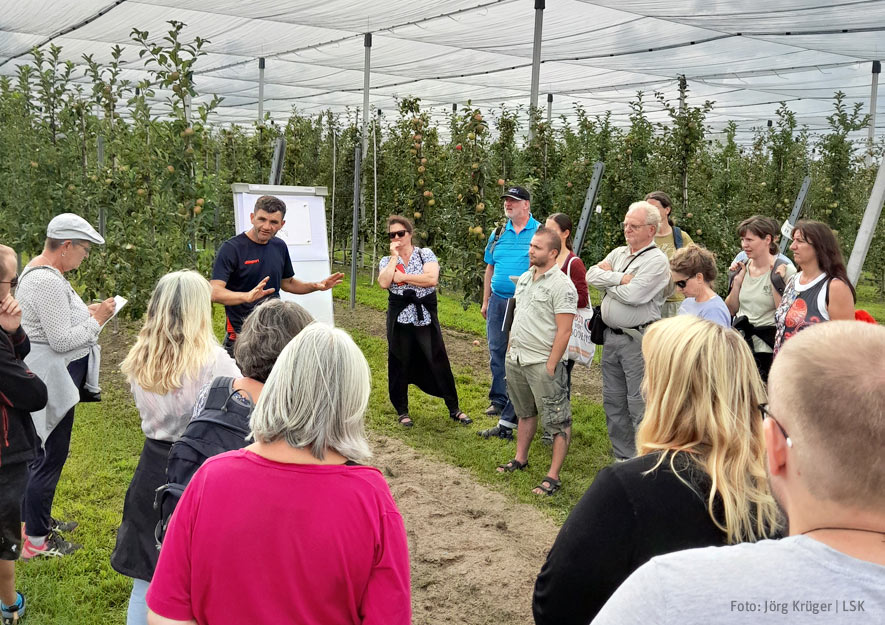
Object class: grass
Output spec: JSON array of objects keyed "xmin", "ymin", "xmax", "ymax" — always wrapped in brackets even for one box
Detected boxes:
[
  {"xmin": 856, "ymin": 284, "xmax": 885, "ymax": 322},
  {"xmin": 13, "ymin": 291, "xmax": 611, "ymax": 623},
  {"xmin": 15, "ymin": 363, "xmax": 143, "ymax": 624},
  {"xmin": 345, "ymin": 326, "xmax": 613, "ymax": 522}
]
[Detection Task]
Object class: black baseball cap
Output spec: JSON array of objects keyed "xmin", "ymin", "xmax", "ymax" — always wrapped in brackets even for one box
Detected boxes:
[{"xmin": 501, "ymin": 186, "xmax": 530, "ymax": 202}]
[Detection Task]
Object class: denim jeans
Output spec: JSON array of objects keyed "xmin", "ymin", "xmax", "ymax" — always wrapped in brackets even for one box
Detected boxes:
[
  {"xmin": 127, "ymin": 578, "xmax": 150, "ymax": 625},
  {"xmin": 486, "ymin": 293, "xmax": 516, "ymax": 427}
]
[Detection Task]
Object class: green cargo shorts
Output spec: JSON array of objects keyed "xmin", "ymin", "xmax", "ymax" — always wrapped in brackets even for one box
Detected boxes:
[{"xmin": 504, "ymin": 358, "xmax": 571, "ymax": 436}]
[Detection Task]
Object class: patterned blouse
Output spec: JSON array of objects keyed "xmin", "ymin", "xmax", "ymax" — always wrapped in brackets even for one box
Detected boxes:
[
  {"xmin": 18, "ymin": 265, "xmax": 100, "ymax": 361},
  {"xmin": 379, "ymin": 247, "xmax": 438, "ymax": 326}
]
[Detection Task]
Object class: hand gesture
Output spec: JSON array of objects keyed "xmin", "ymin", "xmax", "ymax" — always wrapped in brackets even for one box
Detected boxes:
[
  {"xmin": 389, "ymin": 240, "xmax": 402, "ymax": 257},
  {"xmin": 91, "ymin": 297, "xmax": 117, "ymax": 325},
  {"xmin": 620, "ymin": 274, "xmax": 634, "ymax": 285},
  {"xmin": 0, "ymin": 293, "xmax": 22, "ymax": 333},
  {"xmin": 598, "ymin": 260, "xmax": 612, "ymax": 271},
  {"xmin": 314, "ymin": 273, "xmax": 345, "ymax": 291},
  {"xmin": 392, "ymin": 271, "xmax": 408, "ymax": 285},
  {"xmin": 246, "ymin": 276, "xmax": 276, "ymax": 303},
  {"xmin": 774, "ymin": 264, "xmax": 787, "ymax": 279}
]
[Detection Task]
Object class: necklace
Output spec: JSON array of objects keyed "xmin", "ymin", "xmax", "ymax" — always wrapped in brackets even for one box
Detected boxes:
[{"xmin": 801, "ymin": 527, "xmax": 885, "ymax": 540}]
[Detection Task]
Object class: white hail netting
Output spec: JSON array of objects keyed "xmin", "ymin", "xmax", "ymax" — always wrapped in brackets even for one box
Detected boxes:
[{"xmin": 1, "ymin": 0, "xmax": 883, "ymax": 139}]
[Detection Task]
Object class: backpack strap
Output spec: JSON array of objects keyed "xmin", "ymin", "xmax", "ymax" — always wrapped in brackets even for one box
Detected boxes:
[
  {"xmin": 566, "ymin": 254, "xmax": 577, "ymax": 278},
  {"xmin": 673, "ymin": 226, "xmax": 683, "ymax": 250},
  {"xmin": 486, "ymin": 224, "xmax": 506, "ymax": 257},
  {"xmin": 770, "ymin": 258, "xmax": 788, "ymax": 296}
]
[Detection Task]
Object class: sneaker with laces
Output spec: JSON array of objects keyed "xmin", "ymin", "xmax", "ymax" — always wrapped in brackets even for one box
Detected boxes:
[
  {"xmin": 1, "ymin": 591, "xmax": 25, "ymax": 624},
  {"xmin": 50, "ymin": 516, "xmax": 79, "ymax": 533},
  {"xmin": 20, "ymin": 531, "xmax": 82, "ymax": 559},
  {"xmin": 478, "ymin": 424, "xmax": 514, "ymax": 440}
]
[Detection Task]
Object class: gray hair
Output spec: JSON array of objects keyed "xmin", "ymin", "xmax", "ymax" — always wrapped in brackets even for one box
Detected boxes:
[
  {"xmin": 249, "ymin": 323, "xmax": 372, "ymax": 463},
  {"xmin": 45, "ymin": 237, "xmax": 89, "ymax": 251},
  {"xmin": 234, "ymin": 300, "xmax": 314, "ymax": 382},
  {"xmin": 627, "ymin": 201, "xmax": 661, "ymax": 229}
]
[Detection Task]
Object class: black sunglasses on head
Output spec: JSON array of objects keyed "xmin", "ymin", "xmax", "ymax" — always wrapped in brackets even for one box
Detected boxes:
[
  {"xmin": 388, "ymin": 230, "xmax": 409, "ymax": 240},
  {"xmin": 0, "ymin": 275, "xmax": 18, "ymax": 289}
]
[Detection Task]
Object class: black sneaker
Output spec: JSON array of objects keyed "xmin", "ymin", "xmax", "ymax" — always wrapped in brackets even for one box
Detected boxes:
[
  {"xmin": 484, "ymin": 403, "xmax": 504, "ymax": 416},
  {"xmin": 478, "ymin": 425, "xmax": 514, "ymax": 440},
  {"xmin": 50, "ymin": 516, "xmax": 79, "ymax": 533},
  {"xmin": 21, "ymin": 530, "xmax": 82, "ymax": 559}
]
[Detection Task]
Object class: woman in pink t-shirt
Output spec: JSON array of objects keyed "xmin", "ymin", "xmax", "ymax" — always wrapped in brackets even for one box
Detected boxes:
[{"xmin": 146, "ymin": 323, "xmax": 411, "ymax": 625}]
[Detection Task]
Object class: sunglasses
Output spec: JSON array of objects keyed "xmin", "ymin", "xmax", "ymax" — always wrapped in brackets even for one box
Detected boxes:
[
  {"xmin": 388, "ymin": 230, "xmax": 409, "ymax": 240},
  {"xmin": 0, "ymin": 275, "xmax": 18, "ymax": 288},
  {"xmin": 673, "ymin": 279, "xmax": 688, "ymax": 289}
]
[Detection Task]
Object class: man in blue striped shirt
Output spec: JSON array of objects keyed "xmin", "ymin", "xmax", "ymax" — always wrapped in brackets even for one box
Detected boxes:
[{"xmin": 478, "ymin": 186, "xmax": 540, "ymax": 440}]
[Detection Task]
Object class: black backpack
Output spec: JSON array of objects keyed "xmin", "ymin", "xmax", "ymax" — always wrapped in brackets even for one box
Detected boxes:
[{"xmin": 153, "ymin": 376, "xmax": 253, "ymax": 548}]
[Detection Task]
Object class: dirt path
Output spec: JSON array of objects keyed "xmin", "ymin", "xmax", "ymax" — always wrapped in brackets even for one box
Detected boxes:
[
  {"xmin": 371, "ymin": 433, "xmax": 559, "ymax": 624},
  {"xmin": 100, "ymin": 304, "xmax": 571, "ymax": 625}
]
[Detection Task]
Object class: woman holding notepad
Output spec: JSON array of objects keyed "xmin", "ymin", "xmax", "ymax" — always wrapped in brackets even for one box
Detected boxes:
[{"xmin": 16, "ymin": 213, "xmax": 116, "ymax": 558}]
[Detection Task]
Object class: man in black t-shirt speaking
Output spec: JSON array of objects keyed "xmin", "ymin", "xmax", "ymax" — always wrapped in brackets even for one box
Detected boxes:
[{"xmin": 210, "ymin": 195, "xmax": 343, "ymax": 353}]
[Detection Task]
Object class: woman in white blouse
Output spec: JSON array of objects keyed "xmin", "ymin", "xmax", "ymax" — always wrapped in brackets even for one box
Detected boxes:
[
  {"xmin": 110, "ymin": 270, "xmax": 239, "ymax": 625},
  {"xmin": 17, "ymin": 214, "xmax": 117, "ymax": 559}
]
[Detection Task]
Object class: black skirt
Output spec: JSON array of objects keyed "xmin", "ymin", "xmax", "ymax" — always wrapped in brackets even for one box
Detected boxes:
[{"xmin": 110, "ymin": 437, "xmax": 173, "ymax": 581}]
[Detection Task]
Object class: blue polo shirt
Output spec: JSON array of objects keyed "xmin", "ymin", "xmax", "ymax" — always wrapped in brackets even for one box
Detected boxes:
[{"xmin": 484, "ymin": 215, "xmax": 541, "ymax": 298}]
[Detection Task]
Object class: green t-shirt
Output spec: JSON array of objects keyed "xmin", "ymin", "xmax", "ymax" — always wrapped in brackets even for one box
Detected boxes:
[
  {"xmin": 738, "ymin": 264, "xmax": 797, "ymax": 353},
  {"xmin": 655, "ymin": 229, "xmax": 695, "ymax": 303}
]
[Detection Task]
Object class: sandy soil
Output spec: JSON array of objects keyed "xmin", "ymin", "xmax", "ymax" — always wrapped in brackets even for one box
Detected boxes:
[{"xmin": 371, "ymin": 433, "xmax": 559, "ymax": 624}]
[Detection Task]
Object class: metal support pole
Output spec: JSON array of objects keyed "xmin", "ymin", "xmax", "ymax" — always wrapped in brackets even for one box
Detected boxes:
[
  {"xmin": 846, "ymin": 155, "xmax": 885, "ymax": 286},
  {"xmin": 528, "ymin": 0, "xmax": 545, "ymax": 141},
  {"xmin": 779, "ymin": 176, "xmax": 812, "ymax": 254},
  {"xmin": 258, "ymin": 58, "xmax": 265, "ymax": 124},
  {"xmin": 268, "ymin": 137, "xmax": 286, "ymax": 185},
  {"xmin": 361, "ymin": 34, "xmax": 372, "ymax": 171},
  {"xmin": 547, "ymin": 93, "xmax": 553, "ymax": 123},
  {"xmin": 867, "ymin": 61, "xmax": 880, "ymax": 166},
  {"xmin": 573, "ymin": 162, "xmax": 606, "ymax": 257},
  {"xmin": 184, "ymin": 72, "xmax": 193, "ymax": 124},
  {"xmin": 371, "ymin": 119, "xmax": 379, "ymax": 284},
  {"xmin": 331, "ymin": 129, "xmax": 337, "ymax": 262},
  {"xmin": 350, "ymin": 145, "xmax": 362, "ymax": 309}
]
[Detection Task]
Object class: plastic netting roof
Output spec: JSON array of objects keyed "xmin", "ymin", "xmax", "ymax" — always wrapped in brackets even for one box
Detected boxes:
[{"xmin": 2, "ymin": 0, "xmax": 883, "ymax": 138}]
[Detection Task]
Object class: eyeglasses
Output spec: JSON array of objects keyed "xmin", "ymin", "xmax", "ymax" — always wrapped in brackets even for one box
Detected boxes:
[
  {"xmin": 0, "ymin": 275, "xmax": 18, "ymax": 288},
  {"xmin": 388, "ymin": 230, "xmax": 408, "ymax": 240},
  {"xmin": 622, "ymin": 222, "xmax": 650, "ymax": 231},
  {"xmin": 759, "ymin": 403, "xmax": 792, "ymax": 448},
  {"xmin": 673, "ymin": 279, "xmax": 688, "ymax": 289}
]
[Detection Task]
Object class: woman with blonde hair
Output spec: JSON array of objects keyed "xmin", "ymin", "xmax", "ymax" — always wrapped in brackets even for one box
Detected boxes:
[
  {"xmin": 111, "ymin": 270, "xmax": 240, "ymax": 625},
  {"xmin": 146, "ymin": 324, "xmax": 411, "ymax": 625},
  {"xmin": 533, "ymin": 315, "xmax": 780, "ymax": 625}
]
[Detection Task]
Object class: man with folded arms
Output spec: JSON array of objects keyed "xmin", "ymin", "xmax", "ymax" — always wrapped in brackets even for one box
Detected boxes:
[{"xmin": 586, "ymin": 201, "xmax": 669, "ymax": 461}]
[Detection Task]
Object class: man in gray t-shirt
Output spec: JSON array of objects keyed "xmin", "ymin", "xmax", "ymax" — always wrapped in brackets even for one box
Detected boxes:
[{"xmin": 592, "ymin": 321, "xmax": 885, "ymax": 624}]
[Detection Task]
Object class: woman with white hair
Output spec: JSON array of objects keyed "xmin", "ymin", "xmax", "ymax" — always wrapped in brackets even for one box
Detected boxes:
[
  {"xmin": 110, "ymin": 270, "xmax": 240, "ymax": 625},
  {"xmin": 533, "ymin": 315, "xmax": 780, "ymax": 625},
  {"xmin": 146, "ymin": 323, "xmax": 412, "ymax": 625}
]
